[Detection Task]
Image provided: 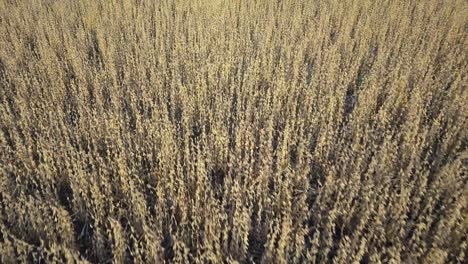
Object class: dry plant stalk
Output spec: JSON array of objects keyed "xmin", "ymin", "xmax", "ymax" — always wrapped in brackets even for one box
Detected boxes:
[{"xmin": 0, "ymin": 0, "xmax": 466, "ymax": 263}]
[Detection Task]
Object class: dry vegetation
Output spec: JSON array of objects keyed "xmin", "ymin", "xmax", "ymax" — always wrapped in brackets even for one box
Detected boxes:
[{"xmin": 0, "ymin": 0, "xmax": 467, "ymax": 263}]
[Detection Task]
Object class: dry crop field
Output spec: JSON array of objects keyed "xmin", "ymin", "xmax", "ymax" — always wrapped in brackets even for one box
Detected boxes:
[{"xmin": 0, "ymin": 0, "xmax": 467, "ymax": 263}]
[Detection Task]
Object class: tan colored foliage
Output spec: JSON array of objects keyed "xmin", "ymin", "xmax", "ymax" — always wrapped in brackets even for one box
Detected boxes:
[{"xmin": 0, "ymin": 0, "xmax": 467, "ymax": 263}]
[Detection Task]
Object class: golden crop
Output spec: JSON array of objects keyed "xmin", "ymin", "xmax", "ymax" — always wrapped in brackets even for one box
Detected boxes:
[{"xmin": 0, "ymin": 0, "xmax": 466, "ymax": 263}]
